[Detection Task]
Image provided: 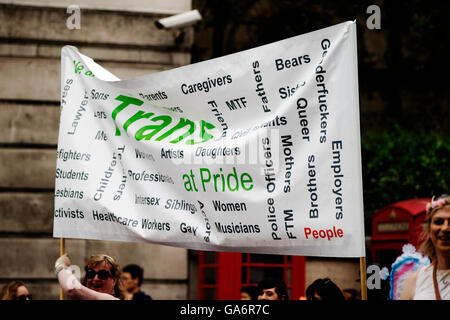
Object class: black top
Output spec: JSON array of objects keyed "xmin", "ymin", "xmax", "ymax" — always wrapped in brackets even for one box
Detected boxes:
[{"xmin": 132, "ymin": 291, "xmax": 152, "ymax": 300}]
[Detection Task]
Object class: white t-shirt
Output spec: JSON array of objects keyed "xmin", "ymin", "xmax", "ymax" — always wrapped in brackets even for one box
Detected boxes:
[{"xmin": 413, "ymin": 265, "xmax": 450, "ymax": 300}]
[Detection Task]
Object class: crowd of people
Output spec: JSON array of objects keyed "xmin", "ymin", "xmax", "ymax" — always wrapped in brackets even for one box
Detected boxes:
[
  {"xmin": 2, "ymin": 195, "xmax": 448, "ymax": 300},
  {"xmin": 240, "ymin": 277, "xmax": 359, "ymax": 300},
  {"xmin": 1, "ymin": 255, "xmax": 152, "ymax": 301}
]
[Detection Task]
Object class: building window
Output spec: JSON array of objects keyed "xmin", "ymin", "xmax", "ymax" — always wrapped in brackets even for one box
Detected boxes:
[{"xmin": 198, "ymin": 251, "xmax": 305, "ymax": 300}]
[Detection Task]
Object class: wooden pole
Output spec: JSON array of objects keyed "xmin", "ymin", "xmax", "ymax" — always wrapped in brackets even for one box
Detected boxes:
[
  {"xmin": 360, "ymin": 257, "xmax": 367, "ymax": 300},
  {"xmin": 59, "ymin": 238, "xmax": 66, "ymax": 300}
]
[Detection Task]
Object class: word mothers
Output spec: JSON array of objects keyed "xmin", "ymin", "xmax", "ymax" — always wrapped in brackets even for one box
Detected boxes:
[
  {"xmin": 112, "ymin": 95, "xmax": 215, "ymax": 145},
  {"xmin": 281, "ymin": 135, "xmax": 295, "ymax": 193}
]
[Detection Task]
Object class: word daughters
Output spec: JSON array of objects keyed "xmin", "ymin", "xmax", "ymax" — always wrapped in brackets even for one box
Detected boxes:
[{"xmin": 111, "ymin": 95, "xmax": 216, "ymax": 145}]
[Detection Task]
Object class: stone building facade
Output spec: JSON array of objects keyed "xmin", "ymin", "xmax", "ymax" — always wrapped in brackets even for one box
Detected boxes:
[{"xmin": 0, "ymin": 0, "xmax": 193, "ymax": 300}]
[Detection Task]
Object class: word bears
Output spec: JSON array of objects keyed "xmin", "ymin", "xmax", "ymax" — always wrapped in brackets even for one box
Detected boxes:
[{"xmin": 275, "ymin": 54, "xmax": 310, "ymax": 71}]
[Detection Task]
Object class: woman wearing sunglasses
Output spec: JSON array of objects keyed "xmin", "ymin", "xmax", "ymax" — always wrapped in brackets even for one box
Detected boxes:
[
  {"xmin": 55, "ymin": 253, "xmax": 126, "ymax": 300},
  {"xmin": 1, "ymin": 280, "xmax": 32, "ymax": 300}
]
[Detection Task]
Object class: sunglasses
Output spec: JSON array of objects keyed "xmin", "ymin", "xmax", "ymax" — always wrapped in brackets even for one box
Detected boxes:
[
  {"xmin": 17, "ymin": 294, "xmax": 32, "ymax": 300},
  {"xmin": 86, "ymin": 269, "xmax": 111, "ymax": 280}
]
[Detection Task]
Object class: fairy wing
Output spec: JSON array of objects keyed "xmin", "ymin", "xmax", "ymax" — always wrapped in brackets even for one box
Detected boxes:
[{"xmin": 388, "ymin": 244, "xmax": 430, "ymax": 300}]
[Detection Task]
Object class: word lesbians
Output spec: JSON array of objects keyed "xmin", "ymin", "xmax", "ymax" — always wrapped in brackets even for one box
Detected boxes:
[
  {"xmin": 182, "ymin": 167, "xmax": 253, "ymax": 193},
  {"xmin": 111, "ymin": 95, "xmax": 215, "ymax": 145}
]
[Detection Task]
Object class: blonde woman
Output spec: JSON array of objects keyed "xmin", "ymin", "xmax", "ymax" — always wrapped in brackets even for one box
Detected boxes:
[
  {"xmin": 55, "ymin": 253, "xmax": 125, "ymax": 300},
  {"xmin": 401, "ymin": 195, "xmax": 450, "ymax": 300}
]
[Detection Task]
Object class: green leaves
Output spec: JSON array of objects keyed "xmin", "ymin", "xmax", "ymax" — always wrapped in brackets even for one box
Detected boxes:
[{"xmin": 361, "ymin": 122, "xmax": 449, "ymax": 227}]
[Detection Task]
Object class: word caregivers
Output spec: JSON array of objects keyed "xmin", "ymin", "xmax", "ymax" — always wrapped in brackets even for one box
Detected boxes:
[{"xmin": 111, "ymin": 95, "xmax": 215, "ymax": 145}]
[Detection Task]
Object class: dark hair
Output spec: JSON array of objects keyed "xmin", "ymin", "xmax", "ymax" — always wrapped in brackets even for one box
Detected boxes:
[
  {"xmin": 241, "ymin": 285, "xmax": 258, "ymax": 300},
  {"xmin": 123, "ymin": 264, "xmax": 144, "ymax": 287},
  {"xmin": 306, "ymin": 278, "xmax": 345, "ymax": 301},
  {"xmin": 257, "ymin": 279, "xmax": 289, "ymax": 300}
]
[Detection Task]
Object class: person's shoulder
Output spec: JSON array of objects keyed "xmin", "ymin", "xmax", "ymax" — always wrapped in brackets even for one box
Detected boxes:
[
  {"xmin": 133, "ymin": 291, "xmax": 152, "ymax": 300},
  {"xmin": 399, "ymin": 269, "xmax": 421, "ymax": 300}
]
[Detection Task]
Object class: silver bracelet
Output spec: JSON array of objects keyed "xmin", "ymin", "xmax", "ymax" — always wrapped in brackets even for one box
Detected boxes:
[{"xmin": 55, "ymin": 262, "xmax": 67, "ymax": 276}]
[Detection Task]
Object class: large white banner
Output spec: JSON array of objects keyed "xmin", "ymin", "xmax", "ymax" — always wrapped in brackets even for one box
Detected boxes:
[{"xmin": 53, "ymin": 21, "xmax": 365, "ymax": 257}]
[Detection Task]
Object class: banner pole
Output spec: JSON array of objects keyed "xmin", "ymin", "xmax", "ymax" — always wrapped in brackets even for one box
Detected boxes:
[
  {"xmin": 360, "ymin": 257, "xmax": 367, "ymax": 300},
  {"xmin": 59, "ymin": 238, "xmax": 66, "ymax": 300}
]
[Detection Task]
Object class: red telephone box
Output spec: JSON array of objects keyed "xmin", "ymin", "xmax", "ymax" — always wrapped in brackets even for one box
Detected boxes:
[
  {"xmin": 198, "ymin": 251, "xmax": 305, "ymax": 300},
  {"xmin": 371, "ymin": 198, "xmax": 430, "ymax": 267}
]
